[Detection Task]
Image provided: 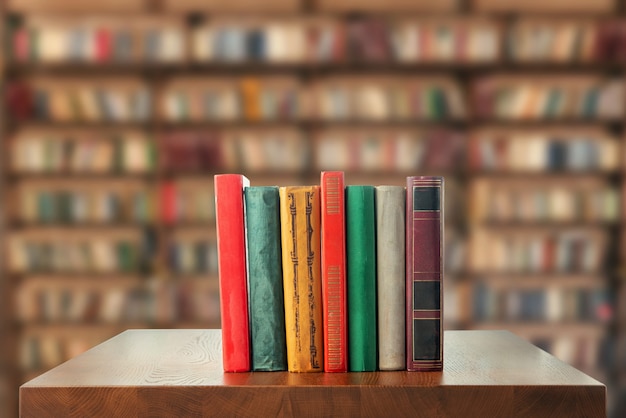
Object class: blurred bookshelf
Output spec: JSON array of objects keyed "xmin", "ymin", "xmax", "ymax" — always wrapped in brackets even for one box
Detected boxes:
[{"xmin": 2, "ymin": 0, "xmax": 626, "ymax": 417}]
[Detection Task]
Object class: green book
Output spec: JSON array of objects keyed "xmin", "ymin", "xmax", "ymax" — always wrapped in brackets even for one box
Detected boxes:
[
  {"xmin": 244, "ymin": 186, "xmax": 287, "ymax": 371},
  {"xmin": 346, "ymin": 185, "xmax": 377, "ymax": 372}
]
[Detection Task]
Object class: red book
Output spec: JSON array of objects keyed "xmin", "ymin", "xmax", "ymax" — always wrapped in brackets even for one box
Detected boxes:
[
  {"xmin": 95, "ymin": 28, "xmax": 112, "ymax": 62},
  {"xmin": 13, "ymin": 28, "xmax": 29, "ymax": 62},
  {"xmin": 406, "ymin": 176, "xmax": 443, "ymax": 371},
  {"xmin": 320, "ymin": 171, "xmax": 348, "ymax": 372},
  {"xmin": 214, "ymin": 174, "xmax": 251, "ymax": 372},
  {"xmin": 159, "ymin": 181, "xmax": 177, "ymax": 224}
]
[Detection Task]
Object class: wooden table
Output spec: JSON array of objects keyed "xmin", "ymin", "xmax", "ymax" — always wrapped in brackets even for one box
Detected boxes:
[{"xmin": 20, "ymin": 330, "xmax": 605, "ymax": 417}]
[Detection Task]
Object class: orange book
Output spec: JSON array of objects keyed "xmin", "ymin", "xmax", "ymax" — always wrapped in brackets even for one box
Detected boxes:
[
  {"xmin": 279, "ymin": 185, "xmax": 324, "ymax": 372},
  {"xmin": 241, "ymin": 78, "xmax": 261, "ymax": 121}
]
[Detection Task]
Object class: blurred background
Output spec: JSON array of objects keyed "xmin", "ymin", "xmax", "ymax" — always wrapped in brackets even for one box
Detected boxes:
[{"xmin": 1, "ymin": 0, "xmax": 626, "ymax": 416}]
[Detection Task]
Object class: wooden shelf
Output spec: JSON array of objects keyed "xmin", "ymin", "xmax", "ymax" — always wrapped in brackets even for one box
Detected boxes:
[{"xmin": 20, "ymin": 329, "xmax": 606, "ymax": 417}]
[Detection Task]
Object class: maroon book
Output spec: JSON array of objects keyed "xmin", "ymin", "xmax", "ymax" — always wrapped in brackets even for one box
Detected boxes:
[{"xmin": 406, "ymin": 176, "xmax": 443, "ymax": 372}]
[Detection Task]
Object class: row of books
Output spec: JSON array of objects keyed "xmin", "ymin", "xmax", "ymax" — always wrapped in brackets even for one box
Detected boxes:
[
  {"xmin": 10, "ymin": 131, "xmax": 157, "ymax": 174},
  {"xmin": 215, "ymin": 173, "xmax": 442, "ymax": 373},
  {"xmin": 161, "ymin": 130, "xmax": 307, "ymax": 173},
  {"xmin": 192, "ymin": 18, "xmax": 499, "ymax": 63},
  {"xmin": 11, "ymin": 128, "xmax": 621, "ymax": 175},
  {"xmin": 468, "ymin": 130, "xmax": 620, "ymax": 172},
  {"xmin": 9, "ymin": 77, "xmax": 465, "ymax": 121},
  {"xmin": 8, "ymin": 80, "xmax": 151, "ymax": 122},
  {"xmin": 161, "ymin": 77, "xmax": 465, "ymax": 121},
  {"xmin": 12, "ymin": 18, "xmax": 185, "ymax": 64},
  {"xmin": 470, "ymin": 179, "xmax": 620, "ymax": 223},
  {"xmin": 159, "ymin": 181, "xmax": 215, "ymax": 224},
  {"xmin": 8, "ymin": 236, "xmax": 149, "ymax": 274},
  {"xmin": 18, "ymin": 282, "xmax": 219, "ymax": 371},
  {"xmin": 20, "ymin": 333, "xmax": 105, "ymax": 371},
  {"xmin": 537, "ymin": 334, "xmax": 608, "ymax": 374},
  {"xmin": 168, "ymin": 239, "xmax": 218, "ymax": 275},
  {"xmin": 16, "ymin": 281, "xmax": 220, "ymax": 325},
  {"xmin": 16, "ymin": 185, "xmax": 154, "ymax": 224},
  {"xmin": 507, "ymin": 19, "xmax": 626, "ymax": 62},
  {"xmin": 161, "ymin": 129, "xmax": 464, "ymax": 173},
  {"xmin": 13, "ymin": 17, "xmax": 626, "ymax": 64},
  {"xmin": 473, "ymin": 283, "xmax": 612, "ymax": 322},
  {"xmin": 473, "ymin": 77, "xmax": 623, "ymax": 120},
  {"xmin": 469, "ymin": 229, "xmax": 607, "ymax": 274},
  {"xmin": 12, "ymin": 76, "xmax": 625, "ymax": 122}
]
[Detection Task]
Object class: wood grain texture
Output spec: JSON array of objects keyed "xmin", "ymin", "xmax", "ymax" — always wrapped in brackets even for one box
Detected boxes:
[{"xmin": 20, "ymin": 330, "xmax": 606, "ymax": 417}]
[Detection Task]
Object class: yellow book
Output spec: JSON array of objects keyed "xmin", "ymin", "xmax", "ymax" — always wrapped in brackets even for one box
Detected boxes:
[{"xmin": 279, "ymin": 186, "xmax": 324, "ymax": 372}]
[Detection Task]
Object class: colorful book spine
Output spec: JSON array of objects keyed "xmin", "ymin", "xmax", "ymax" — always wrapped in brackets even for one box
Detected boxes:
[
  {"xmin": 406, "ymin": 176, "xmax": 443, "ymax": 372},
  {"xmin": 320, "ymin": 171, "xmax": 348, "ymax": 372},
  {"xmin": 375, "ymin": 185, "xmax": 406, "ymax": 371},
  {"xmin": 345, "ymin": 185, "xmax": 377, "ymax": 372},
  {"xmin": 244, "ymin": 186, "xmax": 287, "ymax": 371},
  {"xmin": 160, "ymin": 181, "xmax": 176, "ymax": 224},
  {"xmin": 279, "ymin": 186, "xmax": 324, "ymax": 372},
  {"xmin": 214, "ymin": 174, "xmax": 251, "ymax": 372}
]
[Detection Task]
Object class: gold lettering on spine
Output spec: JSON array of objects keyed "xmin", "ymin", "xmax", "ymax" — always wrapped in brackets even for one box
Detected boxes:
[
  {"xmin": 326, "ymin": 265, "xmax": 342, "ymax": 368},
  {"xmin": 306, "ymin": 191, "xmax": 320, "ymax": 369},
  {"xmin": 324, "ymin": 176, "xmax": 341, "ymax": 215}
]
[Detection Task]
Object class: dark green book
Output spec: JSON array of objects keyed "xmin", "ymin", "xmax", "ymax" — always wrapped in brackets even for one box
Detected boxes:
[
  {"xmin": 346, "ymin": 185, "xmax": 377, "ymax": 372},
  {"xmin": 244, "ymin": 186, "xmax": 287, "ymax": 371}
]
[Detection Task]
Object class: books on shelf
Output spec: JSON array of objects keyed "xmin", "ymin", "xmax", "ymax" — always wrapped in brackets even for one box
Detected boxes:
[
  {"xmin": 473, "ymin": 75, "xmax": 624, "ymax": 120},
  {"xmin": 7, "ymin": 228, "xmax": 150, "ymax": 274},
  {"xmin": 15, "ymin": 179, "xmax": 155, "ymax": 224},
  {"xmin": 472, "ymin": 280, "xmax": 612, "ymax": 323},
  {"xmin": 161, "ymin": 77, "xmax": 300, "ymax": 122},
  {"xmin": 311, "ymin": 76, "xmax": 466, "ymax": 121},
  {"xmin": 191, "ymin": 17, "xmax": 499, "ymax": 64},
  {"xmin": 161, "ymin": 129, "xmax": 308, "ymax": 173},
  {"xmin": 507, "ymin": 17, "xmax": 626, "ymax": 63},
  {"xmin": 168, "ymin": 230, "xmax": 218, "ymax": 277},
  {"xmin": 9, "ymin": 78, "xmax": 151, "ymax": 122},
  {"xmin": 470, "ymin": 178, "xmax": 619, "ymax": 223},
  {"xmin": 10, "ymin": 129, "xmax": 156, "ymax": 174},
  {"xmin": 469, "ymin": 227, "xmax": 608, "ymax": 274},
  {"xmin": 11, "ymin": 16, "xmax": 186, "ymax": 64},
  {"xmin": 314, "ymin": 128, "xmax": 464, "ymax": 172},
  {"xmin": 468, "ymin": 128, "xmax": 621, "ymax": 172}
]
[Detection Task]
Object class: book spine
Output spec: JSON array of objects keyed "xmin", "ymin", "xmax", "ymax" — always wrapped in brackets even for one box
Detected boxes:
[
  {"xmin": 346, "ymin": 185, "xmax": 377, "ymax": 372},
  {"xmin": 160, "ymin": 181, "xmax": 176, "ymax": 224},
  {"xmin": 320, "ymin": 171, "xmax": 348, "ymax": 372},
  {"xmin": 279, "ymin": 186, "xmax": 324, "ymax": 372},
  {"xmin": 214, "ymin": 174, "xmax": 251, "ymax": 372},
  {"xmin": 406, "ymin": 176, "xmax": 443, "ymax": 372},
  {"xmin": 375, "ymin": 185, "xmax": 406, "ymax": 371},
  {"xmin": 244, "ymin": 186, "xmax": 287, "ymax": 371}
]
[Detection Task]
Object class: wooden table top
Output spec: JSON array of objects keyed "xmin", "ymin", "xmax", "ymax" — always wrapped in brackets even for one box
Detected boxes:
[{"xmin": 20, "ymin": 329, "xmax": 606, "ymax": 417}]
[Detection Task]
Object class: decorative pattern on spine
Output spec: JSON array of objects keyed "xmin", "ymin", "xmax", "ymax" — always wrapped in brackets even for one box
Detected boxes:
[
  {"xmin": 279, "ymin": 186, "xmax": 324, "ymax": 372},
  {"xmin": 320, "ymin": 171, "xmax": 348, "ymax": 372},
  {"xmin": 406, "ymin": 176, "xmax": 444, "ymax": 372},
  {"xmin": 214, "ymin": 174, "xmax": 251, "ymax": 372}
]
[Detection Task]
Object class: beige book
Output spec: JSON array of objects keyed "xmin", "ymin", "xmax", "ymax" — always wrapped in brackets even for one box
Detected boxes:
[
  {"xmin": 161, "ymin": 29, "xmax": 185, "ymax": 62},
  {"xmin": 375, "ymin": 186, "xmax": 405, "ymax": 371},
  {"xmin": 357, "ymin": 85, "xmax": 388, "ymax": 120},
  {"xmin": 40, "ymin": 26, "xmax": 67, "ymax": 63},
  {"xmin": 192, "ymin": 27, "xmax": 213, "ymax": 62}
]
